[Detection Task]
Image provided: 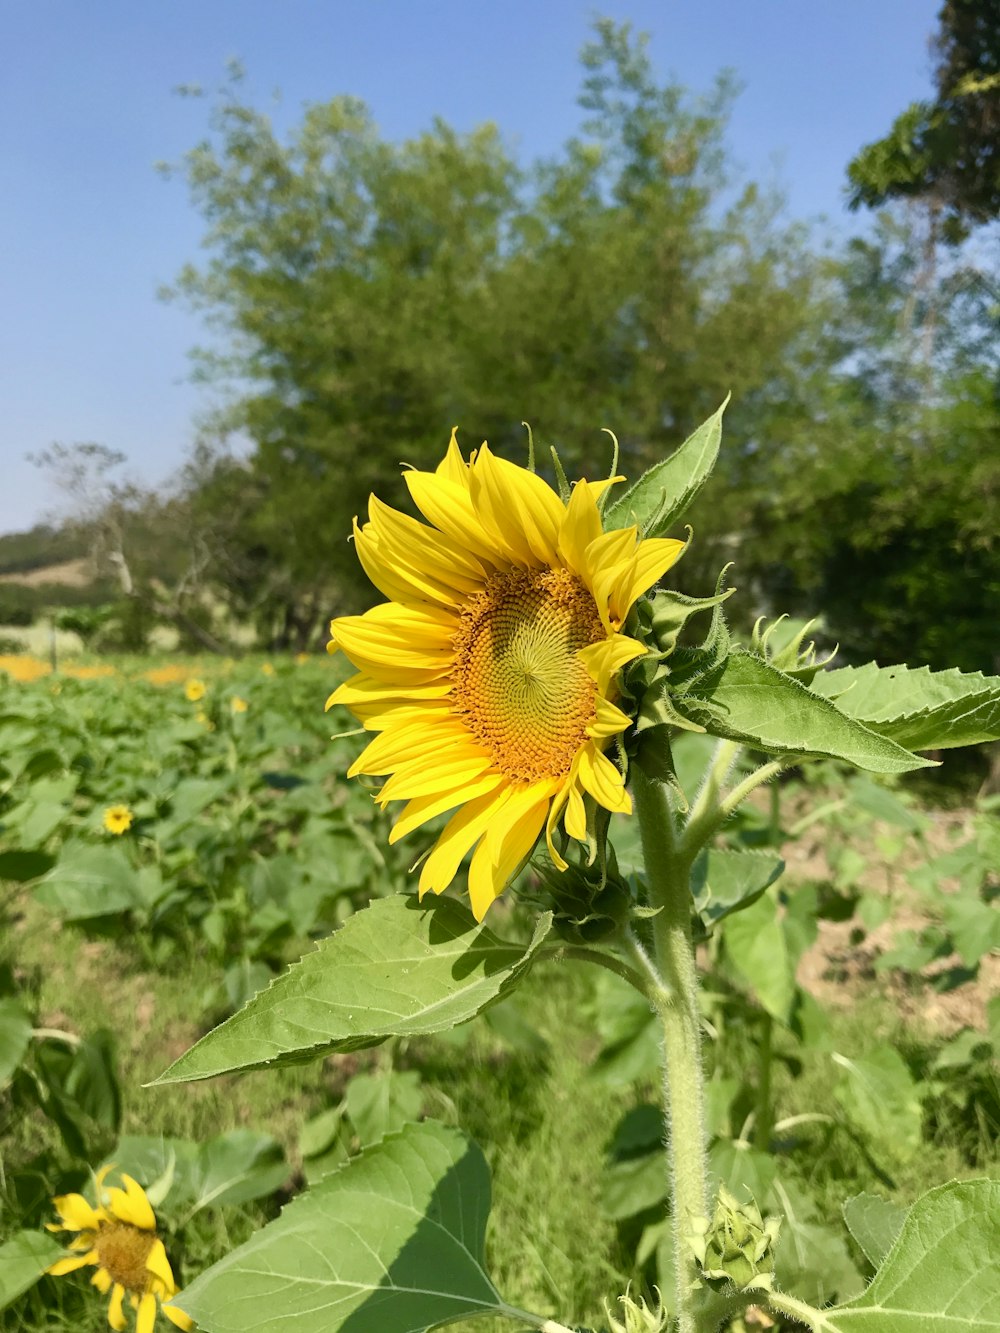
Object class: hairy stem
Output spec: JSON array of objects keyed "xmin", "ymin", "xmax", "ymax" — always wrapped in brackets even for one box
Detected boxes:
[{"xmin": 633, "ymin": 765, "xmax": 707, "ymax": 1333}]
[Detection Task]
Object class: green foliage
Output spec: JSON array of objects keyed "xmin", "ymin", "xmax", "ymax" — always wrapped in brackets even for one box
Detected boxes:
[
  {"xmin": 155, "ymin": 895, "xmax": 553, "ymax": 1084},
  {"xmin": 173, "ymin": 1122, "xmax": 509, "ymax": 1333},
  {"xmin": 816, "ymin": 1180, "xmax": 1000, "ymax": 1331},
  {"xmin": 847, "ymin": 0, "xmax": 1000, "ymax": 227}
]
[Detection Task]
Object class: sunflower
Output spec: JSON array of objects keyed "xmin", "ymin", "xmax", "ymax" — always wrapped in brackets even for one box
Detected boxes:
[
  {"xmin": 47, "ymin": 1167, "xmax": 193, "ymax": 1331},
  {"xmin": 103, "ymin": 805, "xmax": 134, "ymax": 836},
  {"xmin": 183, "ymin": 679, "xmax": 206, "ymax": 703},
  {"xmin": 327, "ymin": 431, "xmax": 684, "ymax": 920}
]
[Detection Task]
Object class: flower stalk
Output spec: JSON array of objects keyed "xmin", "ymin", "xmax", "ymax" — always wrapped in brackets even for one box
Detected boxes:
[{"xmin": 632, "ymin": 763, "xmax": 708, "ymax": 1333}]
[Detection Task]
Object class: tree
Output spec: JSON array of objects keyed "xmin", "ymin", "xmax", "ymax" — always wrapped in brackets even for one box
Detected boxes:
[
  {"xmin": 847, "ymin": 0, "xmax": 1000, "ymax": 232},
  {"xmin": 165, "ymin": 23, "xmax": 831, "ymax": 633}
]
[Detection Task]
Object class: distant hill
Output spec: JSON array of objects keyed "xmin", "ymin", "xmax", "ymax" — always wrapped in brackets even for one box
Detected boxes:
[{"xmin": 0, "ymin": 524, "xmax": 88, "ymax": 578}]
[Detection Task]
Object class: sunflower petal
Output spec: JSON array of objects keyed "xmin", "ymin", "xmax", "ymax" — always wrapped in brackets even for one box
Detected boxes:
[
  {"xmin": 161, "ymin": 1301, "xmax": 195, "ymax": 1331},
  {"xmin": 48, "ymin": 1251, "xmax": 97, "ymax": 1276},
  {"xmin": 108, "ymin": 1283, "xmax": 128, "ymax": 1332},
  {"xmin": 136, "ymin": 1291, "xmax": 157, "ymax": 1333},
  {"xmin": 52, "ymin": 1193, "xmax": 102, "ymax": 1233},
  {"xmin": 106, "ymin": 1175, "xmax": 156, "ymax": 1231}
]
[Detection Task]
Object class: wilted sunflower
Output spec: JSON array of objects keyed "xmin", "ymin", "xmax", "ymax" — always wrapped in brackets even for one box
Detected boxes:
[
  {"xmin": 103, "ymin": 805, "xmax": 134, "ymax": 836},
  {"xmin": 327, "ymin": 432, "xmax": 684, "ymax": 920},
  {"xmin": 47, "ymin": 1167, "xmax": 193, "ymax": 1331}
]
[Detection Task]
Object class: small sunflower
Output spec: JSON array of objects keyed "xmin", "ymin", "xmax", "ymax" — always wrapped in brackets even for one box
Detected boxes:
[
  {"xmin": 327, "ymin": 430, "xmax": 684, "ymax": 920},
  {"xmin": 47, "ymin": 1167, "xmax": 193, "ymax": 1331},
  {"xmin": 103, "ymin": 805, "xmax": 134, "ymax": 836},
  {"xmin": 183, "ymin": 679, "xmax": 206, "ymax": 703},
  {"xmin": 230, "ymin": 696, "xmax": 249, "ymax": 714}
]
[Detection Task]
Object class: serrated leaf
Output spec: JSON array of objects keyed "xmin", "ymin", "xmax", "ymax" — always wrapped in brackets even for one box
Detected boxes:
[
  {"xmin": 171, "ymin": 1122, "xmax": 507, "ymax": 1333},
  {"xmin": 0, "ymin": 1230, "xmax": 63, "ymax": 1310},
  {"xmin": 154, "ymin": 895, "xmax": 552, "ymax": 1084},
  {"xmin": 672, "ymin": 649, "xmax": 932, "ymax": 774},
  {"xmin": 812, "ymin": 661, "xmax": 1000, "ymax": 751},
  {"xmin": 692, "ymin": 848, "xmax": 785, "ymax": 927},
  {"xmin": 842, "ymin": 1193, "xmax": 908, "ymax": 1269},
  {"xmin": 823, "ymin": 1179, "xmax": 1000, "ymax": 1330},
  {"xmin": 604, "ymin": 397, "xmax": 728, "ymax": 536}
]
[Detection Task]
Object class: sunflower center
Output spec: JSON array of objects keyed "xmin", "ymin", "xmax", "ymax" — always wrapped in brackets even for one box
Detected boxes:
[
  {"xmin": 95, "ymin": 1221, "xmax": 155, "ymax": 1294},
  {"xmin": 451, "ymin": 567, "xmax": 604, "ymax": 781}
]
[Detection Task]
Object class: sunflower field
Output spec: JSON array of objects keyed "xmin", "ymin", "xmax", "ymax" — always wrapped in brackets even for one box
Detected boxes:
[{"xmin": 2, "ymin": 418, "xmax": 1000, "ymax": 1333}]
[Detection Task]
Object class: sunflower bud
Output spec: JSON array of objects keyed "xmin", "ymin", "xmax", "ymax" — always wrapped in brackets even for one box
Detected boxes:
[
  {"xmin": 749, "ymin": 615, "xmax": 836, "ymax": 685},
  {"xmin": 533, "ymin": 851, "xmax": 632, "ymax": 944},
  {"xmin": 687, "ymin": 1186, "xmax": 780, "ymax": 1292},
  {"xmin": 603, "ymin": 1284, "xmax": 668, "ymax": 1333}
]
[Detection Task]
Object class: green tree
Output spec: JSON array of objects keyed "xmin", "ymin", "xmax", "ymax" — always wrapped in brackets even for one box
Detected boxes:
[
  {"xmin": 847, "ymin": 0, "xmax": 1000, "ymax": 231},
  {"xmin": 165, "ymin": 24, "xmax": 831, "ymax": 635}
]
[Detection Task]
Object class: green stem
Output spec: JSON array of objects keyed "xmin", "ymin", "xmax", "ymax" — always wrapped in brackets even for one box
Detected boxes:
[
  {"xmin": 539, "ymin": 944, "xmax": 649, "ymax": 997},
  {"xmin": 497, "ymin": 1304, "xmax": 577, "ymax": 1333},
  {"xmin": 632, "ymin": 765, "xmax": 707, "ymax": 1333},
  {"xmin": 753, "ymin": 1012, "xmax": 773, "ymax": 1152},
  {"xmin": 765, "ymin": 1291, "xmax": 835, "ymax": 1331},
  {"xmin": 681, "ymin": 756, "xmax": 788, "ymax": 860}
]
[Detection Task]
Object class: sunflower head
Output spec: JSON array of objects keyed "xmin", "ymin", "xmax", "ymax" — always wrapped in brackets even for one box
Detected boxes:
[
  {"xmin": 327, "ymin": 430, "xmax": 685, "ymax": 920},
  {"xmin": 183, "ymin": 679, "xmax": 206, "ymax": 703},
  {"xmin": 48, "ymin": 1167, "xmax": 193, "ymax": 1332},
  {"xmin": 103, "ymin": 805, "xmax": 134, "ymax": 836}
]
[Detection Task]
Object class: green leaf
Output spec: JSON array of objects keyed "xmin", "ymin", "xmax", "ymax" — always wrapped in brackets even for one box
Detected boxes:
[
  {"xmin": 833, "ymin": 1046, "xmax": 924, "ymax": 1164},
  {"xmin": 824, "ymin": 1179, "xmax": 1000, "ymax": 1330},
  {"xmin": 692, "ymin": 848, "xmax": 785, "ymax": 928},
  {"xmin": 842, "ymin": 1193, "xmax": 908, "ymax": 1269},
  {"xmin": 154, "ymin": 895, "xmax": 552, "ymax": 1084},
  {"xmin": 721, "ymin": 892, "xmax": 796, "ymax": 1023},
  {"xmin": 171, "ymin": 1122, "xmax": 507, "ymax": 1333},
  {"xmin": 0, "ymin": 1230, "xmax": 63, "ymax": 1311},
  {"xmin": 106, "ymin": 1131, "xmax": 286, "ymax": 1212},
  {"xmin": 604, "ymin": 397, "xmax": 729, "ymax": 536},
  {"xmin": 0, "ymin": 849, "xmax": 56, "ymax": 882},
  {"xmin": 345, "ymin": 1070, "xmax": 424, "ymax": 1146},
  {"xmin": 602, "ymin": 1150, "xmax": 667, "ymax": 1220},
  {"xmin": 34, "ymin": 843, "xmax": 141, "ymax": 919},
  {"xmin": 812, "ymin": 662, "xmax": 1000, "ymax": 751},
  {"xmin": 189, "ymin": 1130, "xmax": 288, "ymax": 1210},
  {"xmin": 0, "ymin": 998, "xmax": 33, "ymax": 1088},
  {"xmin": 672, "ymin": 649, "xmax": 932, "ymax": 773}
]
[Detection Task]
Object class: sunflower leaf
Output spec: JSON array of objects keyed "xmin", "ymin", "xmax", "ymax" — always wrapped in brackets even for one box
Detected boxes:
[
  {"xmin": 604, "ymin": 396, "xmax": 729, "ymax": 536},
  {"xmin": 153, "ymin": 895, "xmax": 552, "ymax": 1084},
  {"xmin": 813, "ymin": 1179, "xmax": 1000, "ymax": 1331},
  {"xmin": 810, "ymin": 661, "xmax": 1000, "ymax": 751},
  {"xmin": 170, "ymin": 1121, "xmax": 515, "ymax": 1333},
  {"xmin": 0, "ymin": 1230, "xmax": 63, "ymax": 1311},
  {"xmin": 669, "ymin": 648, "xmax": 933, "ymax": 774}
]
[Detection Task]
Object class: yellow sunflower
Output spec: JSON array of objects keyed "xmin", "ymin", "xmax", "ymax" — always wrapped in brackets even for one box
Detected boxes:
[
  {"xmin": 183, "ymin": 679, "xmax": 206, "ymax": 703},
  {"xmin": 103, "ymin": 805, "xmax": 134, "ymax": 836},
  {"xmin": 47, "ymin": 1167, "xmax": 193, "ymax": 1331},
  {"xmin": 327, "ymin": 431, "xmax": 684, "ymax": 920}
]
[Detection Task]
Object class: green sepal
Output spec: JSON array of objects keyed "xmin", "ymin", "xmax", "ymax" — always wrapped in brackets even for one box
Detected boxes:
[
  {"xmin": 644, "ymin": 581, "xmax": 735, "ymax": 659},
  {"xmin": 604, "ymin": 396, "xmax": 729, "ymax": 536}
]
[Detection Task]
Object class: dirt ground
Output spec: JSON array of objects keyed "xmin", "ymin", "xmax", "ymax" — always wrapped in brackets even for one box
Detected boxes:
[{"xmin": 783, "ymin": 795, "xmax": 998, "ymax": 1035}]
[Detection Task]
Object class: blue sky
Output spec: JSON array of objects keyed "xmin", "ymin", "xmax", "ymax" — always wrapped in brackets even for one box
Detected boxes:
[{"xmin": 2, "ymin": 0, "xmax": 942, "ymax": 536}]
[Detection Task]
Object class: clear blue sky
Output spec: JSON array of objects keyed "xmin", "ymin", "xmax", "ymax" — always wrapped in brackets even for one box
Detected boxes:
[{"xmin": 2, "ymin": 0, "xmax": 942, "ymax": 537}]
